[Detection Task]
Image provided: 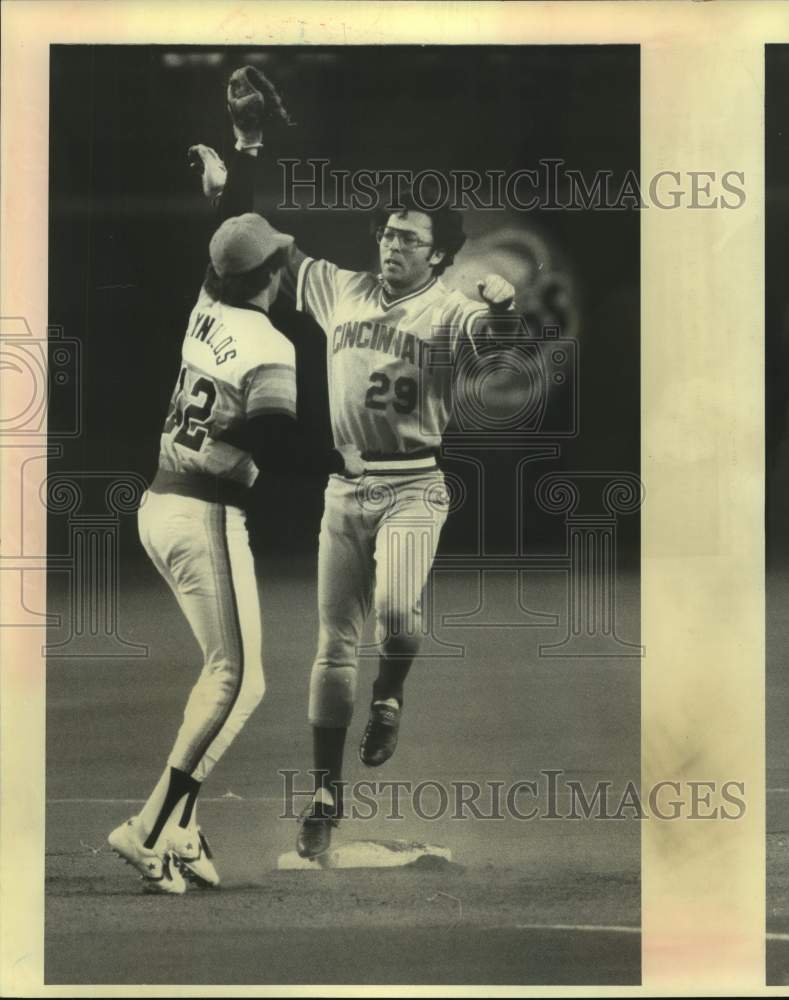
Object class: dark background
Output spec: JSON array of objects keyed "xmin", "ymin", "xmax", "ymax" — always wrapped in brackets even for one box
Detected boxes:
[
  {"xmin": 48, "ymin": 45, "xmax": 640, "ymax": 560},
  {"xmin": 45, "ymin": 48, "xmax": 642, "ymax": 983},
  {"xmin": 767, "ymin": 44, "xmax": 789, "ymax": 559}
]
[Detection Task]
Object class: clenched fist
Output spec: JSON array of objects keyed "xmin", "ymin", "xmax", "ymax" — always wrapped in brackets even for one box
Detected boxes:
[{"xmin": 476, "ymin": 274, "xmax": 515, "ymax": 311}]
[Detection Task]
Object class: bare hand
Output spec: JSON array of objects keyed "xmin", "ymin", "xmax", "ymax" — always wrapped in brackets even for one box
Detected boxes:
[{"xmin": 476, "ymin": 274, "xmax": 515, "ymax": 310}]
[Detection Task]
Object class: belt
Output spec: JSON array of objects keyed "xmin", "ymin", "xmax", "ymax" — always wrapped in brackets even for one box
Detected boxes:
[
  {"xmin": 149, "ymin": 468, "xmax": 250, "ymax": 508},
  {"xmin": 348, "ymin": 449, "xmax": 439, "ymax": 477}
]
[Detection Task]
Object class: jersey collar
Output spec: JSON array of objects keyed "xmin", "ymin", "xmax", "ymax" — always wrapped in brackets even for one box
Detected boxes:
[
  {"xmin": 235, "ymin": 301, "xmax": 269, "ymax": 317},
  {"xmin": 378, "ymin": 275, "xmax": 438, "ymax": 310}
]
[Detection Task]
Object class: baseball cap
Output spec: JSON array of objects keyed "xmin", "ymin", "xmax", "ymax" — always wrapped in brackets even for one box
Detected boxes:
[{"xmin": 209, "ymin": 213, "xmax": 294, "ymax": 277}]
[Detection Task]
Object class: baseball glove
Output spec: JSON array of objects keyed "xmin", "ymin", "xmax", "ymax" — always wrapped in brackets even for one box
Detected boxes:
[{"xmin": 227, "ymin": 65, "xmax": 296, "ymax": 137}]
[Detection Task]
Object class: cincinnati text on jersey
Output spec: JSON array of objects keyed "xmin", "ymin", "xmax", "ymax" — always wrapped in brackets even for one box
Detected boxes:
[{"xmin": 332, "ymin": 320, "xmax": 426, "ymax": 364}]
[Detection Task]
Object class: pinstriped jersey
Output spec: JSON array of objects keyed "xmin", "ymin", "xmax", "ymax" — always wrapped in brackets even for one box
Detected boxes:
[
  {"xmin": 158, "ymin": 287, "xmax": 297, "ymax": 488},
  {"xmin": 295, "ymin": 258, "xmax": 488, "ymax": 467}
]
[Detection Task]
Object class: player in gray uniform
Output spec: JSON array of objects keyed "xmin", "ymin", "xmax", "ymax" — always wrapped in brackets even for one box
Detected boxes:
[
  {"xmin": 291, "ymin": 206, "xmax": 514, "ymax": 858},
  {"xmin": 108, "ymin": 209, "xmax": 297, "ymax": 893},
  {"xmin": 191, "ymin": 67, "xmax": 515, "ymax": 860}
]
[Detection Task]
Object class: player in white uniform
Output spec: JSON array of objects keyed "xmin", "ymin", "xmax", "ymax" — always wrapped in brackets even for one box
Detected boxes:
[
  {"xmin": 191, "ymin": 67, "xmax": 515, "ymax": 860},
  {"xmin": 290, "ymin": 211, "xmax": 514, "ymax": 857},
  {"xmin": 108, "ymin": 210, "xmax": 297, "ymax": 893}
]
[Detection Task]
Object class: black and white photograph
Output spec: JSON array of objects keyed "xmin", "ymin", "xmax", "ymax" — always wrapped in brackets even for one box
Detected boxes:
[
  {"xmin": 4, "ymin": 1, "xmax": 785, "ymax": 994},
  {"xmin": 42, "ymin": 42, "xmax": 641, "ymax": 985}
]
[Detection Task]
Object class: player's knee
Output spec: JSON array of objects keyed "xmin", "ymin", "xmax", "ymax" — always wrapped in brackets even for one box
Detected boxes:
[
  {"xmin": 200, "ymin": 652, "xmax": 248, "ymax": 707},
  {"xmin": 315, "ymin": 626, "xmax": 358, "ymax": 669},
  {"xmin": 309, "ymin": 662, "xmax": 356, "ymax": 727}
]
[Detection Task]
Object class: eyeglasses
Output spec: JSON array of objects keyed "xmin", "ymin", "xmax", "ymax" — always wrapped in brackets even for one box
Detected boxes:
[{"xmin": 375, "ymin": 226, "xmax": 433, "ymax": 252}]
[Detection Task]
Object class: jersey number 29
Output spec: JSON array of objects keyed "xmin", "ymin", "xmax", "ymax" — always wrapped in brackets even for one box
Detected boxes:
[{"xmin": 365, "ymin": 371, "xmax": 417, "ymax": 414}]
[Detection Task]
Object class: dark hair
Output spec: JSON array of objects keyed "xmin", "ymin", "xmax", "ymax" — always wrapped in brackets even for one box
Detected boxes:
[
  {"xmin": 203, "ymin": 247, "xmax": 287, "ymax": 307},
  {"xmin": 372, "ymin": 178, "xmax": 466, "ymax": 276}
]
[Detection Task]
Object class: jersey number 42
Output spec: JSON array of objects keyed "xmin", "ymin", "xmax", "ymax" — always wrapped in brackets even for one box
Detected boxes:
[{"xmin": 170, "ymin": 366, "xmax": 217, "ymax": 452}]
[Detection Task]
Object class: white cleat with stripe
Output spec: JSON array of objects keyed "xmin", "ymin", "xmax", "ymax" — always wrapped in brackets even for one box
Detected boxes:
[
  {"xmin": 165, "ymin": 824, "xmax": 221, "ymax": 888},
  {"xmin": 107, "ymin": 816, "xmax": 186, "ymax": 895}
]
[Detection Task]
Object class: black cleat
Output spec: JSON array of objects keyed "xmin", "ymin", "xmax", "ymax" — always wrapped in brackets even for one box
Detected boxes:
[
  {"xmin": 359, "ymin": 699, "xmax": 401, "ymax": 768},
  {"xmin": 296, "ymin": 789, "xmax": 339, "ymax": 859}
]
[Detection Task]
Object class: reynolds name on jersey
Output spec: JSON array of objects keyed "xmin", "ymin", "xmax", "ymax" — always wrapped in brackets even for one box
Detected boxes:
[
  {"xmin": 152, "ymin": 287, "xmax": 296, "ymax": 505},
  {"xmin": 185, "ymin": 308, "xmax": 239, "ymax": 367}
]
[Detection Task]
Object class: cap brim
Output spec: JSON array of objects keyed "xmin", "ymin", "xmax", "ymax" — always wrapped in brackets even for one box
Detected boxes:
[{"xmin": 271, "ymin": 232, "xmax": 294, "ymax": 250}]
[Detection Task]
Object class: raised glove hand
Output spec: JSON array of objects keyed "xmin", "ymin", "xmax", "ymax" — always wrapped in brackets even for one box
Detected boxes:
[
  {"xmin": 227, "ymin": 65, "xmax": 296, "ymax": 150},
  {"xmin": 227, "ymin": 66, "xmax": 266, "ymax": 148}
]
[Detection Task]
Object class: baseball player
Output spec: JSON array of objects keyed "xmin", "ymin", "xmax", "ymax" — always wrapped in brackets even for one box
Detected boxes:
[
  {"xmin": 107, "ymin": 196, "xmax": 297, "ymax": 891},
  {"xmin": 195, "ymin": 67, "xmax": 516, "ymax": 860},
  {"xmin": 291, "ymin": 206, "xmax": 515, "ymax": 858}
]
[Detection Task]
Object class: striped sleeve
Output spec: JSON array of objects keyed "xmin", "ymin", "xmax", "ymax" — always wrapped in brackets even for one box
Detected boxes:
[
  {"xmin": 439, "ymin": 296, "xmax": 492, "ymax": 359},
  {"xmin": 245, "ymin": 360, "xmax": 297, "ymax": 420},
  {"xmin": 296, "ymin": 257, "xmax": 353, "ymax": 334},
  {"xmin": 462, "ymin": 303, "xmax": 493, "ymax": 352}
]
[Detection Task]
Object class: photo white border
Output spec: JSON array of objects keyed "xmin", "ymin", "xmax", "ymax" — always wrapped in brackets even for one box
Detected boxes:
[{"xmin": 2, "ymin": 1, "xmax": 787, "ymax": 994}]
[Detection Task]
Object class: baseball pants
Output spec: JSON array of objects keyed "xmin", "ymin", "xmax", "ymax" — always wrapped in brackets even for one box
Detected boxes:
[
  {"xmin": 138, "ymin": 490, "xmax": 265, "ymax": 782},
  {"xmin": 308, "ymin": 471, "xmax": 449, "ymax": 727}
]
